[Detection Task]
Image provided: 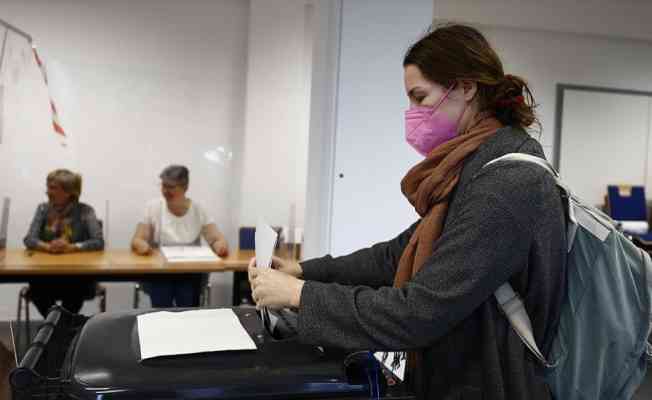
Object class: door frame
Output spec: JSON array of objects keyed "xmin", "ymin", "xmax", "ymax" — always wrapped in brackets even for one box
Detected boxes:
[{"xmin": 554, "ymin": 84, "xmax": 652, "ymax": 170}]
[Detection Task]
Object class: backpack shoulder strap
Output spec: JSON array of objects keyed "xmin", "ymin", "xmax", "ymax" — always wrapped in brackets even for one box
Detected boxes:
[
  {"xmin": 495, "ymin": 283, "xmax": 554, "ymax": 367},
  {"xmin": 483, "ymin": 153, "xmax": 571, "ymax": 200},
  {"xmin": 484, "ymin": 152, "xmax": 557, "ymax": 177},
  {"xmin": 485, "ymin": 153, "xmax": 561, "ymax": 368}
]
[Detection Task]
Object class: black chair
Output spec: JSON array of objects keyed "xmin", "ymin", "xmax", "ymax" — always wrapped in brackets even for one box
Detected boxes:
[
  {"xmin": 17, "ymin": 284, "xmax": 106, "ymax": 317},
  {"xmin": 232, "ymin": 227, "xmax": 255, "ymax": 306},
  {"xmin": 606, "ymin": 185, "xmax": 652, "ymax": 239},
  {"xmin": 133, "ymin": 276, "xmax": 212, "ymax": 308},
  {"xmin": 132, "ymin": 238, "xmax": 212, "ymax": 308},
  {"xmin": 16, "ymin": 284, "xmax": 106, "ymax": 343},
  {"xmin": 17, "ymin": 219, "xmax": 108, "ymax": 327},
  {"xmin": 606, "ymin": 185, "xmax": 652, "ymax": 252}
]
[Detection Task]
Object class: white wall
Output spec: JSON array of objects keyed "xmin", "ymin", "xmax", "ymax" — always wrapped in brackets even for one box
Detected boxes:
[
  {"xmin": 236, "ymin": 0, "xmax": 313, "ymax": 236},
  {"xmin": 474, "ymin": 27, "xmax": 652, "ymax": 162},
  {"xmin": 0, "ymin": 0, "xmax": 250, "ymax": 318},
  {"xmin": 434, "ymin": 1, "xmax": 652, "ymax": 159},
  {"xmin": 469, "ymin": 27, "xmax": 652, "ymax": 163},
  {"xmin": 434, "ymin": 0, "xmax": 652, "ymax": 42}
]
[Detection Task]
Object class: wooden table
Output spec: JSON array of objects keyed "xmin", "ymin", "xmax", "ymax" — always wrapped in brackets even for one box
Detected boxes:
[{"xmin": 0, "ymin": 249, "xmax": 255, "ymax": 282}]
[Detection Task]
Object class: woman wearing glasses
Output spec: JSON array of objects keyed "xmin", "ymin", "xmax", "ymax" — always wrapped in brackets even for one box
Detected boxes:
[{"xmin": 131, "ymin": 165, "xmax": 229, "ymax": 307}]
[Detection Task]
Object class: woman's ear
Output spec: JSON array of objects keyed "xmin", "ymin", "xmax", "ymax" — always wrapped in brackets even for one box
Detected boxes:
[{"xmin": 460, "ymin": 80, "xmax": 477, "ymax": 102}]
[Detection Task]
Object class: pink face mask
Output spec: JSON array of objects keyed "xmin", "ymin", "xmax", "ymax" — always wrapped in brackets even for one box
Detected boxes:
[{"xmin": 405, "ymin": 84, "xmax": 463, "ymax": 157}]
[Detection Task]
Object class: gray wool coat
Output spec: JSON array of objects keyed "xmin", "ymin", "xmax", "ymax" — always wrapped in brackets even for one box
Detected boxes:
[{"xmin": 297, "ymin": 127, "xmax": 567, "ymax": 400}]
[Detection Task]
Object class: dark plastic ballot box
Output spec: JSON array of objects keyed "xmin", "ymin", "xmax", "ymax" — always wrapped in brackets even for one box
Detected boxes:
[{"xmin": 11, "ymin": 307, "xmax": 412, "ymax": 400}]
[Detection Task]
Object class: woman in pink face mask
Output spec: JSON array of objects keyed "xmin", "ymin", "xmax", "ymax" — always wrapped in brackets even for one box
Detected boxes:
[
  {"xmin": 249, "ymin": 24, "xmax": 565, "ymax": 400},
  {"xmin": 402, "ymin": 51, "xmax": 533, "ymax": 158},
  {"xmin": 404, "ymin": 74, "xmax": 469, "ymax": 156}
]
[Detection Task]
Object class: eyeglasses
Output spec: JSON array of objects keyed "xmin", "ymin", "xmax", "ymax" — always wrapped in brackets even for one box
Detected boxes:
[{"xmin": 161, "ymin": 183, "xmax": 181, "ymax": 190}]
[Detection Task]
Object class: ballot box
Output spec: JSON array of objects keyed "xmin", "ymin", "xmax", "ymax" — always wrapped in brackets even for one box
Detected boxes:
[{"xmin": 10, "ymin": 306, "xmax": 414, "ymax": 400}]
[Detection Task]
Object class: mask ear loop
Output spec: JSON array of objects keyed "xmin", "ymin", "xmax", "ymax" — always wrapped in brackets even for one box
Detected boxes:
[
  {"xmin": 406, "ymin": 82, "xmax": 458, "ymax": 135},
  {"xmin": 452, "ymin": 82, "xmax": 468, "ymax": 127},
  {"xmin": 429, "ymin": 82, "xmax": 457, "ymax": 116}
]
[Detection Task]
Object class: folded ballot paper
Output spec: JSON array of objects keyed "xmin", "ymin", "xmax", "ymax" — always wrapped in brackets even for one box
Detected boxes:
[
  {"xmin": 160, "ymin": 245, "xmax": 219, "ymax": 262},
  {"xmin": 137, "ymin": 309, "xmax": 256, "ymax": 360},
  {"xmin": 255, "ymin": 219, "xmax": 280, "ymax": 331}
]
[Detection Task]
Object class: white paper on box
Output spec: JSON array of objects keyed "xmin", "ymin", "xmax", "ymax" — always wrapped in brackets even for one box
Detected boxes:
[{"xmin": 137, "ymin": 309, "xmax": 256, "ymax": 360}]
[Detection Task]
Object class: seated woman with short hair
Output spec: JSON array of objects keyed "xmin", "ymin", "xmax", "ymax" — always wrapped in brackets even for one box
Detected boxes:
[
  {"xmin": 24, "ymin": 169, "xmax": 104, "ymax": 317},
  {"xmin": 131, "ymin": 165, "xmax": 229, "ymax": 307}
]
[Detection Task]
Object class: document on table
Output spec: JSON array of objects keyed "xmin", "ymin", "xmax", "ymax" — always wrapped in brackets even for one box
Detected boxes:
[
  {"xmin": 619, "ymin": 220, "xmax": 649, "ymax": 234},
  {"xmin": 160, "ymin": 246, "xmax": 219, "ymax": 262},
  {"xmin": 137, "ymin": 309, "xmax": 257, "ymax": 360},
  {"xmin": 255, "ymin": 219, "xmax": 279, "ymax": 331}
]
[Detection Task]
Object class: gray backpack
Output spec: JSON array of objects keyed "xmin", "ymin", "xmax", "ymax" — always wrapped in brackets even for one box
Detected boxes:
[{"xmin": 485, "ymin": 153, "xmax": 652, "ymax": 400}]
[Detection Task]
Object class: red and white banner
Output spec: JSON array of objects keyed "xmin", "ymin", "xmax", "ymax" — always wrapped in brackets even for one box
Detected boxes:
[{"xmin": 32, "ymin": 46, "xmax": 67, "ymax": 143}]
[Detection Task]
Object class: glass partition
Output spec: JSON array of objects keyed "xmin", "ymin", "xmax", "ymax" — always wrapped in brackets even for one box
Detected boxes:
[{"xmin": 0, "ymin": 0, "xmax": 312, "ymax": 316}]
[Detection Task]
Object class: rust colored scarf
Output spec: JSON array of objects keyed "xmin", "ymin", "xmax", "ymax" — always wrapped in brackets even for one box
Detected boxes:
[
  {"xmin": 394, "ymin": 114, "xmax": 503, "ymax": 288},
  {"xmin": 394, "ymin": 114, "xmax": 503, "ymax": 383}
]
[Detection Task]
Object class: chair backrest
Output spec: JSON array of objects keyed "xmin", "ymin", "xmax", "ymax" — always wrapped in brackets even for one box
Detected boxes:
[
  {"xmin": 607, "ymin": 185, "xmax": 647, "ymax": 221},
  {"xmin": 239, "ymin": 227, "xmax": 256, "ymax": 250},
  {"xmin": 238, "ymin": 226, "xmax": 282, "ymax": 250}
]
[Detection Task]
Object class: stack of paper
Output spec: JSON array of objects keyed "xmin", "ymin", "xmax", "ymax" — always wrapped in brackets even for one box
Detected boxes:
[
  {"xmin": 137, "ymin": 309, "xmax": 257, "ymax": 360},
  {"xmin": 160, "ymin": 246, "xmax": 219, "ymax": 262}
]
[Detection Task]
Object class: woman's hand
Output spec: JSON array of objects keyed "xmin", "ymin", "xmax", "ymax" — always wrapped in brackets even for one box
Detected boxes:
[
  {"xmin": 247, "ymin": 256, "xmax": 303, "ymax": 283},
  {"xmin": 37, "ymin": 241, "xmax": 53, "ymax": 253},
  {"xmin": 61, "ymin": 242, "xmax": 78, "ymax": 253},
  {"xmin": 249, "ymin": 262, "xmax": 304, "ymax": 310},
  {"xmin": 211, "ymin": 240, "xmax": 229, "ymax": 257},
  {"xmin": 133, "ymin": 241, "xmax": 152, "ymax": 256},
  {"xmin": 202, "ymin": 224, "xmax": 228, "ymax": 257},
  {"xmin": 49, "ymin": 238, "xmax": 70, "ymax": 253},
  {"xmin": 254, "ymin": 256, "xmax": 303, "ymax": 277}
]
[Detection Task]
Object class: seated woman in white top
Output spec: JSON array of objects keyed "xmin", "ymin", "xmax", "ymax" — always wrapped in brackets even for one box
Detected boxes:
[{"xmin": 131, "ymin": 165, "xmax": 229, "ymax": 307}]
